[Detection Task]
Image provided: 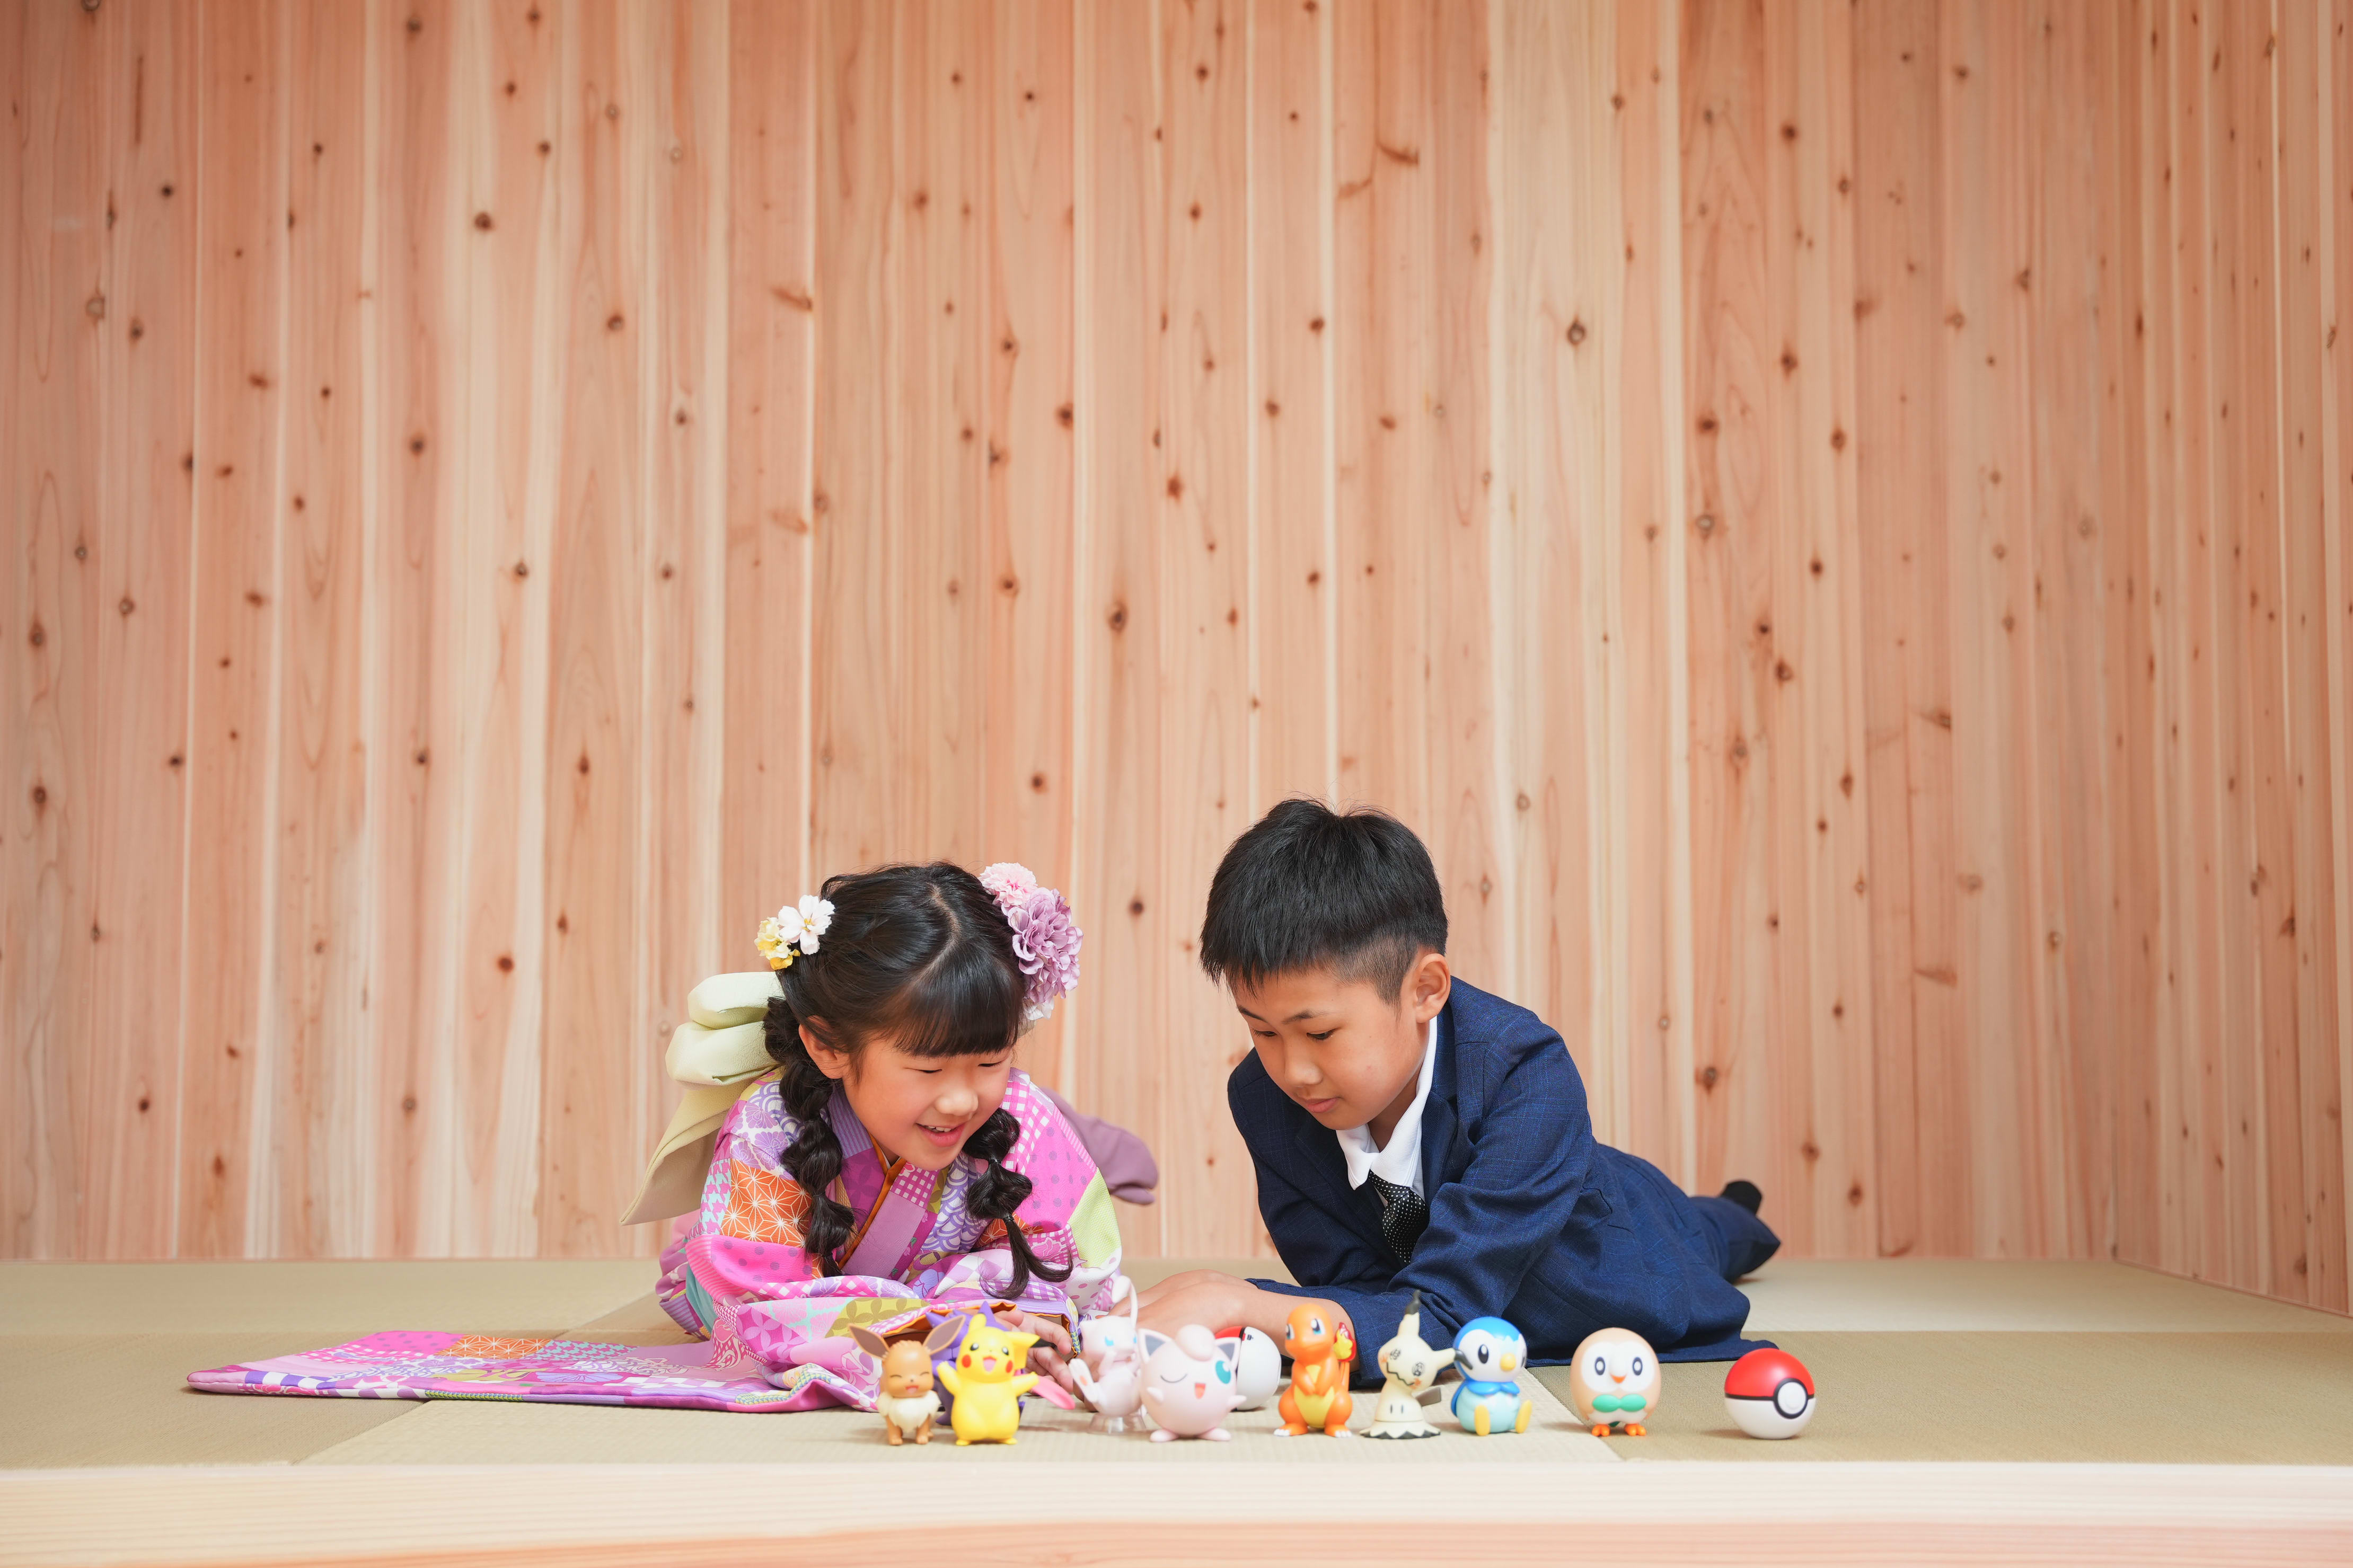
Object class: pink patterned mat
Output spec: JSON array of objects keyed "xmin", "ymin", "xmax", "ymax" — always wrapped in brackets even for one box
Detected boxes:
[{"xmin": 187, "ymin": 1331, "xmax": 832, "ymax": 1413}]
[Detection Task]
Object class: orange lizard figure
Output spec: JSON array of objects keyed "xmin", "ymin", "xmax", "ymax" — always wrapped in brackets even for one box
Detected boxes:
[{"xmin": 1275, "ymin": 1302, "xmax": 1356, "ymax": 1437}]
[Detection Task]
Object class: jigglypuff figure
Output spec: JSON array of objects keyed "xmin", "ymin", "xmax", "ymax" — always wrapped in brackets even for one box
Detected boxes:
[
  {"xmin": 1276, "ymin": 1303, "xmax": 1355, "ymax": 1437},
  {"xmin": 1363, "ymin": 1290, "xmax": 1454, "ymax": 1440},
  {"xmin": 1449, "ymin": 1317, "xmax": 1533, "ymax": 1436},
  {"xmin": 933, "ymin": 1315, "xmax": 1041, "ymax": 1446}
]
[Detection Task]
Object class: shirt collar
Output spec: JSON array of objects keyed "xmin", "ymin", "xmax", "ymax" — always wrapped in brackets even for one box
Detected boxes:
[{"xmin": 1334, "ymin": 1005, "xmax": 1443, "ymax": 1195}]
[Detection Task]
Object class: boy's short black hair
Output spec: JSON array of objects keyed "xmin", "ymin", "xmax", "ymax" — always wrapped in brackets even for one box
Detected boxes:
[{"xmin": 1198, "ymin": 798, "xmax": 1448, "ymax": 998}]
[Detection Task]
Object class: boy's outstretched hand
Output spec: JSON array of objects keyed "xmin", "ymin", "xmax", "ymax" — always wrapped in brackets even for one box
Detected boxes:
[{"xmin": 1134, "ymin": 1268, "xmax": 1353, "ymax": 1352}]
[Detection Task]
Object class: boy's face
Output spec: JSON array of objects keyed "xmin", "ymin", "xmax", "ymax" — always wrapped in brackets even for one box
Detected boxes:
[{"xmin": 1232, "ymin": 952, "xmax": 1451, "ymax": 1138}]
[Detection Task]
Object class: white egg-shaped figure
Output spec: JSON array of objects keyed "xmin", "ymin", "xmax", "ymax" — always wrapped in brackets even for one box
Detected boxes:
[
  {"xmin": 1567, "ymin": 1327, "xmax": 1661, "ymax": 1437},
  {"xmin": 1222, "ymin": 1325, "xmax": 1283, "ymax": 1411},
  {"xmin": 1723, "ymin": 1348, "xmax": 1814, "ymax": 1439}
]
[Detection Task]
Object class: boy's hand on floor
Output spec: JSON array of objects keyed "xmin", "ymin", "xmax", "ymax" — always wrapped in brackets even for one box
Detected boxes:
[{"xmin": 1136, "ymin": 1271, "xmax": 1355, "ymax": 1355}]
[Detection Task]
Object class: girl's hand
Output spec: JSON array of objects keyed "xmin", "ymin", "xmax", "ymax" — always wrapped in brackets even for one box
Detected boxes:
[{"xmin": 1006, "ymin": 1309, "xmax": 1080, "ymax": 1396}]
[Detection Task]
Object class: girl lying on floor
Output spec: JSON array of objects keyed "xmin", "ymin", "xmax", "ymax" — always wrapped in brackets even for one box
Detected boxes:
[{"xmin": 623, "ymin": 861, "xmax": 1129, "ymax": 1410}]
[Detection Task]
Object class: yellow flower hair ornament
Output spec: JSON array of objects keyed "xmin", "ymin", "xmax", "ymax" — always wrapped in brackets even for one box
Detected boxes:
[{"xmin": 755, "ymin": 893, "xmax": 834, "ymax": 971}]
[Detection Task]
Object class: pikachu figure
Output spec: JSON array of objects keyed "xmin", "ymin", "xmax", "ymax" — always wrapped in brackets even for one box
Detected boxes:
[{"xmin": 932, "ymin": 1313, "xmax": 1041, "ymax": 1446}]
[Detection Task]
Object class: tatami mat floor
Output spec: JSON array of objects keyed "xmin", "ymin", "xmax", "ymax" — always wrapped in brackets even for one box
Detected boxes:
[{"xmin": 4, "ymin": 1256, "xmax": 2350, "ymax": 1564}]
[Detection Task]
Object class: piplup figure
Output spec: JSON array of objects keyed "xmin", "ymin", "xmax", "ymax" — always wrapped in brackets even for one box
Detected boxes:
[
  {"xmin": 1364, "ymin": 1291, "xmax": 1455, "ymax": 1440},
  {"xmin": 1723, "ymin": 1348, "xmax": 1814, "ymax": 1439},
  {"xmin": 1448, "ymin": 1317, "xmax": 1532, "ymax": 1436},
  {"xmin": 1567, "ymin": 1326, "xmax": 1660, "ymax": 1437},
  {"xmin": 848, "ymin": 1319, "xmax": 961, "ymax": 1446},
  {"xmin": 1139, "ymin": 1324, "xmax": 1245, "ymax": 1441},
  {"xmin": 1276, "ymin": 1303, "xmax": 1356, "ymax": 1437},
  {"xmin": 933, "ymin": 1315, "xmax": 1041, "ymax": 1446}
]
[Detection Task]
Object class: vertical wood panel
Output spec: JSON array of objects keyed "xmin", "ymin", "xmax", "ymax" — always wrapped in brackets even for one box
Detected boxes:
[
  {"xmin": 2023, "ymin": 0, "xmax": 2113, "ymax": 1261},
  {"xmin": 1768, "ymin": 0, "xmax": 1874, "ymax": 1253},
  {"xmin": 1942, "ymin": 0, "xmax": 2049, "ymax": 1259},
  {"xmin": 2328, "ymin": 0, "xmax": 2353, "ymax": 1313},
  {"xmin": 367, "ymin": 0, "xmax": 465, "ymax": 1257},
  {"xmin": 1155, "ymin": 0, "xmax": 1254, "ymax": 1253},
  {"xmin": 985, "ymin": 0, "xmax": 1077, "ymax": 1090},
  {"xmin": 1614, "ymin": 0, "xmax": 1698, "ymax": 1186},
  {"xmin": 809, "ymin": 0, "xmax": 901, "ymax": 874},
  {"xmin": 1247, "ymin": 0, "xmax": 1335, "ymax": 812},
  {"xmin": 1074, "ymin": 0, "xmax": 1169, "ymax": 1253},
  {"xmin": 537, "ymin": 0, "xmax": 646, "ymax": 1257},
  {"xmin": 2102, "ymin": 0, "xmax": 2164, "ymax": 1272},
  {"xmin": 1333, "ymin": 0, "xmax": 1432, "ymax": 834},
  {"xmin": 270, "ymin": 0, "xmax": 369, "ymax": 1254},
  {"xmin": 5, "ymin": 1, "xmax": 2347, "ymax": 1303},
  {"xmin": 1681, "ymin": 0, "xmax": 1779, "ymax": 1226},
  {"xmin": 2278, "ymin": 0, "xmax": 2347, "ymax": 1310},
  {"xmin": 87, "ymin": 0, "xmax": 201, "ymax": 1260},
  {"xmin": 1854, "ymin": 0, "xmax": 1964, "ymax": 1260},
  {"xmin": 635, "ymin": 0, "xmax": 729, "ymax": 1236},
  {"xmin": 720, "ymin": 0, "xmax": 816, "ymax": 987},
  {"xmin": 2, "ymin": 0, "xmax": 107, "ymax": 1257},
  {"xmin": 179, "ymin": 0, "xmax": 288, "ymax": 1258},
  {"xmin": 1492, "ymin": 0, "xmax": 1607, "ymax": 1108}
]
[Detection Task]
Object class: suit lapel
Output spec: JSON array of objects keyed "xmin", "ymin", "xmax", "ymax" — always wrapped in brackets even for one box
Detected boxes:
[
  {"xmin": 1288, "ymin": 1110, "xmax": 1388, "ymax": 1250},
  {"xmin": 1418, "ymin": 994, "xmax": 1463, "ymax": 1195}
]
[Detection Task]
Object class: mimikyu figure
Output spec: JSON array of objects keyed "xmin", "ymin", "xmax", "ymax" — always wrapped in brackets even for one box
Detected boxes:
[{"xmin": 1363, "ymin": 1290, "xmax": 1455, "ymax": 1440}]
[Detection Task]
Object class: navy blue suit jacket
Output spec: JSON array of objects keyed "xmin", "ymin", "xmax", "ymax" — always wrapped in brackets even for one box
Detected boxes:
[{"xmin": 1232, "ymin": 979, "xmax": 1768, "ymax": 1383}]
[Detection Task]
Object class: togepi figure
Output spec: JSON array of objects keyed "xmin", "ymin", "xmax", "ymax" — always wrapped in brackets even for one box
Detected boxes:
[
  {"xmin": 1138, "ymin": 1324, "xmax": 1245, "ymax": 1442},
  {"xmin": 1072, "ymin": 1280, "xmax": 1147, "ymax": 1434},
  {"xmin": 1276, "ymin": 1303, "xmax": 1355, "ymax": 1437},
  {"xmin": 1363, "ymin": 1291, "xmax": 1455, "ymax": 1440},
  {"xmin": 1221, "ymin": 1325, "xmax": 1283, "ymax": 1411},
  {"xmin": 933, "ymin": 1315, "xmax": 1041, "ymax": 1445},
  {"xmin": 1566, "ymin": 1326, "xmax": 1661, "ymax": 1437},
  {"xmin": 1448, "ymin": 1317, "xmax": 1532, "ymax": 1436}
]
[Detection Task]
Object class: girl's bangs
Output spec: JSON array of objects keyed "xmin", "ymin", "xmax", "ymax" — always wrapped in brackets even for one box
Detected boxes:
[{"xmin": 881, "ymin": 941, "xmax": 1023, "ymax": 1060}]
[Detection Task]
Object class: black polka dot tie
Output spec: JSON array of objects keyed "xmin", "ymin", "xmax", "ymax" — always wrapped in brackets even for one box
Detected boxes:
[{"xmin": 1366, "ymin": 1173, "xmax": 1429, "ymax": 1265}]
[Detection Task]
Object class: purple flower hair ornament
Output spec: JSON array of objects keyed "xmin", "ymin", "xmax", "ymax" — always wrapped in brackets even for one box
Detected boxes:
[{"xmin": 978, "ymin": 862, "xmax": 1083, "ymax": 1026}]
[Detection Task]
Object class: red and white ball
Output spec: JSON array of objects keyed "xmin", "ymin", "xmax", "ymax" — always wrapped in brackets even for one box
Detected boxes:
[{"xmin": 1723, "ymin": 1349, "xmax": 1815, "ymax": 1439}]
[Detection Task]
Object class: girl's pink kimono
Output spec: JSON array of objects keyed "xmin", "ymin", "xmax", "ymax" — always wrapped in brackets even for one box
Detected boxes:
[{"xmin": 656, "ymin": 1065, "xmax": 1127, "ymax": 1410}]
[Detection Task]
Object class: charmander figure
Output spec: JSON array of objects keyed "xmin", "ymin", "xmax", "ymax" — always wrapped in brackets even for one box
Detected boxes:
[{"xmin": 1275, "ymin": 1302, "xmax": 1354, "ymax": 1437}]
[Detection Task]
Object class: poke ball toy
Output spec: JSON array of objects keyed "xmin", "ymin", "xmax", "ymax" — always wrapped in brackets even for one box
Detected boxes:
[{"xmin": 1723, "ymin": 1348, "xmax": 1815, "ymax": 1439}]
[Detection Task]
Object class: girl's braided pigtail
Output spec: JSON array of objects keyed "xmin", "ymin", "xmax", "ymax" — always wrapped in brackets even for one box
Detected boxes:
[{"xmin": 962, "ymin": 1106, "xmax": 1073, "ymax": 1299}]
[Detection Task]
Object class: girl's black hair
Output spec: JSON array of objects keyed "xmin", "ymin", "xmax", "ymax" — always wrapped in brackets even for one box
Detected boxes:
[{"xmin": 761, "ymin": 862, "xmax": 1072, "ymax": 1298}]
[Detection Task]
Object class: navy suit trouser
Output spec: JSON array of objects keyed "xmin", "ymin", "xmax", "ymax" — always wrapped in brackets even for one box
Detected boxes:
[{"xmin": 1687, "ymin": 1194, "xmax": 1782, "ymax": 1281}]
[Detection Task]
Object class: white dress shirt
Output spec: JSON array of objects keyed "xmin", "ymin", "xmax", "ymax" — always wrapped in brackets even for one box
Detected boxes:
[{"xmin": 1335, "ymin": 1004, "xmax": 1443, "ymax": 1199}]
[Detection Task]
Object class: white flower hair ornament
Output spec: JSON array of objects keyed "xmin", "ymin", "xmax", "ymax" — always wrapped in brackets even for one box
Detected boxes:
[
  {"xmin": 755, "ymin": 893, "xmax": 834, "ymax": 971},
  {"xmin": 978, "ymin": 862, "xmax": 1083, "ymax": 1027}
]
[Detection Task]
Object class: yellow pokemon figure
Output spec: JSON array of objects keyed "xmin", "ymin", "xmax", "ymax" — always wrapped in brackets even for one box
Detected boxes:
[{"xmin": 932, "ymin": 1314, "xmax": 1041, "ymax": 1446}]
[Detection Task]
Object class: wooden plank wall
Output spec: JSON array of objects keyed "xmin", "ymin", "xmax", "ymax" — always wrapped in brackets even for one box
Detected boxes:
[{"xmin": 3, "ymin": 0, "xmax": 2349, "ymax": 1309}]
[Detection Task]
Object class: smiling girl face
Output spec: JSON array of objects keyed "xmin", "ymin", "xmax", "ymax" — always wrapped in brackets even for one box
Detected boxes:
[{"xmin": 801, "ymin": 1024, "xmax": 1012, "ymax": 1172}]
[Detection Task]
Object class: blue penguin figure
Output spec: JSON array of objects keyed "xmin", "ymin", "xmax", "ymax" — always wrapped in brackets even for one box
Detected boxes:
[{"xmin": 1448, "ymin": 1317, "xmax": 1532, "ymax": 1436}]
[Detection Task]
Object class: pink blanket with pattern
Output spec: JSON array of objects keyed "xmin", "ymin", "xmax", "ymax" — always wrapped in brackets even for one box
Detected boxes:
[{"xmin": 188, "ymin": 1330, "xmax": 831, "ymax": 1413}]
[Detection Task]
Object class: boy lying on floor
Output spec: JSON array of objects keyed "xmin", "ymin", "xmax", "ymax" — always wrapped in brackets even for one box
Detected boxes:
[{"xmin": 1138, "ymin": 799, "xmax": 1780, "ymax": 1381}]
